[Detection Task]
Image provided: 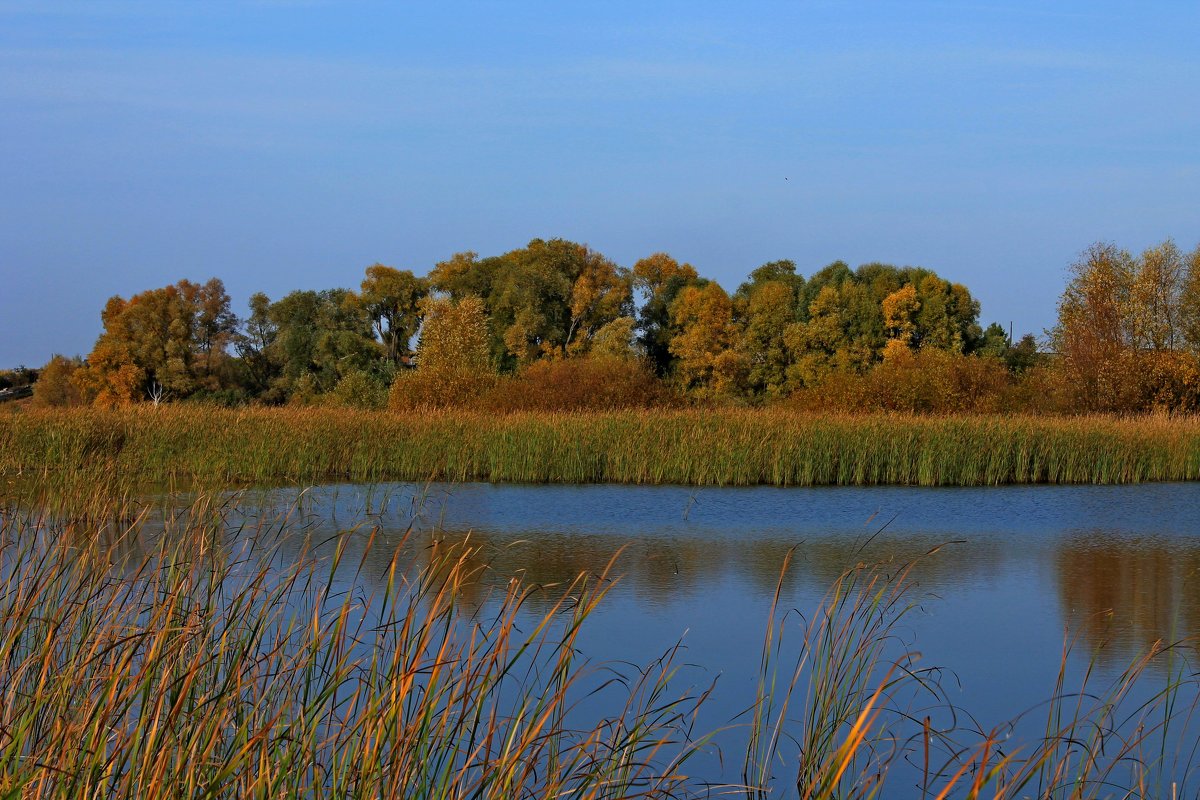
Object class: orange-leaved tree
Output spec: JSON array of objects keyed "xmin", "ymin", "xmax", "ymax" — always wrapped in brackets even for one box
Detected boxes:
[{"xmin": 73, "ymin": 278, "xmax": 236, "ymax": 406}]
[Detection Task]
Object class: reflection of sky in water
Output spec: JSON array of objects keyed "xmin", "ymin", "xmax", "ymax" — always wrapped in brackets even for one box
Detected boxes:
[
  {"xmin": 398, "ymin": 481, "xmax": 1200, "ymax": 538},
  {"xmin": 149, "ymin": 481, "xmax": 1200, "ymax": 794}
]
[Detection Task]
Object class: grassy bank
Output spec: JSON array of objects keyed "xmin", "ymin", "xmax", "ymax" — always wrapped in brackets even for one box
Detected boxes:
[{"xmin": 3, "ymin": 407, "xmax": 1200, "ymax": 487}]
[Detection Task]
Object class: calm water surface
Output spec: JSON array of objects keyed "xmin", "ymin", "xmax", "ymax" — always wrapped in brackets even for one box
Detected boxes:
[{"xmin": 164, "ymin": 482, "xmax": 1200, "ymax": 792}]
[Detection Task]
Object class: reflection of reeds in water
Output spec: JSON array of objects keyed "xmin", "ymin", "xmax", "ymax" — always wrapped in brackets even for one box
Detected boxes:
[
  {"xmin": 5, "ymin": 407, "xmax": 1200, "ymax": 486},
  {"xmin": 1, "ymin": 487, "xmax": 1198, "ymax": 798}
]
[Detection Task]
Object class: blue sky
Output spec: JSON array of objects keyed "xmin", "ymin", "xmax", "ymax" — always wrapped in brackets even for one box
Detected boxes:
[{"xmin": 2, "ymin": 0, "xmax": 1197, "ymax": 366}]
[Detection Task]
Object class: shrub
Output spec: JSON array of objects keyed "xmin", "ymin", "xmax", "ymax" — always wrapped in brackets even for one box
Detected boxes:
[
  {"xmin": 995, "ymin": 363, "xmax": 1075, "ymax": 414},
  {"xmin": 389, "ymin": 367, "xmax": 499, "ymax": 411},
  {"xmin": 184, "ymin": 387, "xmax": 251, "ymax": 408},
  {"xmin": 482, "ymin": 356, "xmax": 672, "ymax": 413},
  {"xmin": 326, "ymin": 369, "xmax": 389, "ymax": 410},
  {"xmin": 31, "ymin": 355, "xmax": 83, "ymax": 408},
  {"xmin": 1126, "ymin": 350, "xmax": 1200, "ymax": 412},
  {"xmin": 789, "ymin": 349, "xmax": 1012, "ymax": 414},
  {"xmin": 870, "ymin": 348, "xmax": 1011, "ymax": 413}
]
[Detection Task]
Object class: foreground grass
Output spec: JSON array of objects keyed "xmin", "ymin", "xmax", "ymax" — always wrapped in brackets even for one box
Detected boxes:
[
  {"xmin": 1, "ymin": 488, "xmax": 1197, "ymax": 798},
  {"xmin": 3, "ymin": 407, "xmax": 1200, "ymax": 486},
  {"xmin": 0, "ymin": 493, "xmax": 709, "ymax": 799}
]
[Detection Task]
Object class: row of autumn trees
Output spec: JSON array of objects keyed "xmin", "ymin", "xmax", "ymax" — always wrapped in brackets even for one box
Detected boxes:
[{"xmin": 28, "ymin": 236, "xmax": 1200, "ymax": 413}]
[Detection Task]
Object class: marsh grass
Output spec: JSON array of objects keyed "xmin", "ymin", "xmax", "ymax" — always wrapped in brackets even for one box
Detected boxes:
[
  {"xmin": 1, "ymin": 486, "xmax": 1198, "ymax": 798},
  {"xmin": 4, "ymin": 407, "xmax": 1200, "ymax": 487},
  {"xmin": 0, "ymin": 492, "xmax": 714, "ymax": 799}
]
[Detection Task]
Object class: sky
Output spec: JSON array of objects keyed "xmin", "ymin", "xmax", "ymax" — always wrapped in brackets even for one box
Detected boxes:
[{"xmin": 1, "ymin": 0, "xmax": 1197, "ymax": 367}]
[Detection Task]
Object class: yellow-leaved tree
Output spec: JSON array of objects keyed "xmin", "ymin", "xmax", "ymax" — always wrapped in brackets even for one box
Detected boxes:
[
  {"xmin": 389, "ymin": 295, "xmax": 496, "ymax": 410},
  {"xmin": 668, "ymin": 283, "xmax": 746, "ymax": 396},
  {"xmin": 1052, "ymin": 239, "xmax": 1200, "ymax": 411},
  {"xmin": 881, "ymin": 284, "xmax": 920, "ymax": 347}
]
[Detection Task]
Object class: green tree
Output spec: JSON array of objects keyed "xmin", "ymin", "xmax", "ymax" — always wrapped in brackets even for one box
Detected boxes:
[
  {"xmin": 734, "ymin": 259, "xmax": 805, "ymax": 310},
  {"xmin": 354, "ymin": 264, "xmax": 428, "ymax": 364},
  {"xmin": 914, "ymin": 275, "xmax": 982, "ymax": 352},
  {"xmin": 739, "ymin": 280, "xmax": 797, "ymax": 396},
  {"xmin": 632, "ymin": 252, "xmax": 702, "ymax": 375},
  {"xmin": 798, "ymin": 261, "xmax": 855, "ymax": 322},
  {"xmin": 786, "ymin": 285, "xmax": 853, "ymax": 388},
  {"xmin": 1005, "ymin": 333, "xmax": 1041, "ymax": 373},
  {"xmin": 265, "ymin": 289, "xmax": 378, "ymax": 397},
  {"xmin": 976, "ymin": 322, "xmax": 1011, "ymax": 359},
  {"xmin": 234, "ymin": 292, "xmax": 280, "ymax": 396},
  {"xmin": 566, "ymin": 251, "xmax": 633, "ymax": 355},
  {"xmin": 431, "ymin": 239, "xmax": 631, "ymax": 368},
  {"xmin": 589, "ymin": 316, "xmax": 640, "ymax": 360}
]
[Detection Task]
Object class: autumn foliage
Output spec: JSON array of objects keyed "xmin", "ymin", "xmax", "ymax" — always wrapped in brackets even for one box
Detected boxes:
[
  {"xmin": 71, "ymin": 279, "xmax": 237, "ymax": 407},
  {"xmin": 482, "ymin": 356, "xmax": 671, "ymax": 413},
  {"xmin": 388, "ymin": 296, "xmax": 497, "ymax": 410},
  {"xmin": 23, "ymin": 235, "xmax": 1200, "ymax": 415},
  {"xmin": 789, "ymin": 349, "xmax": 1013, "ymax": 414},
  {"xmin": 30, "ymin": 356, "xmax": 82, "ymax": 408},
  {"xmin": 1053, "ymin": 241, "xmax": 1200, "ymax": 412}
]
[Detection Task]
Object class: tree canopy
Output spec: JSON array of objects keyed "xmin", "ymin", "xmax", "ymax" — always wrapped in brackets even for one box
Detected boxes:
[
  {"xmin": 41, "ymin": 237, "xmax": 1095, "ymax": 410},
  {"xmin": 73, "ymin": 278, "xmax": 236, "ymax": 406}
]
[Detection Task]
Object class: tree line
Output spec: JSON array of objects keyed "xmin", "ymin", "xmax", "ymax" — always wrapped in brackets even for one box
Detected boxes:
[{"xmin": 25, "ymin": 237, "xmax": 1200, "ymax": 414}]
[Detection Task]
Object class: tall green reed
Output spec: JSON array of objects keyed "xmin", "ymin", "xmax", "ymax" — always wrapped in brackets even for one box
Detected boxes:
[{"xmin": 4, "ymin": 407, "xmax": 1200, "ymax": 487}]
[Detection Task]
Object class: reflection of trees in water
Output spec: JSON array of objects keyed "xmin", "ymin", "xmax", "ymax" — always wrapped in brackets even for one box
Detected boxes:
[
  {"xmin": 1056, "ymin": 534, "xmax": 1200, "ymax": 663},
  {"xmin": 367, "ymin": 527, "xmax": 999, "ymax": 617},
  {"xmin": 256, "ymin": 517, "xmax": 1200, "ymax": 671},
  {"xmin": 74, "ymin": 501, "xmax": 1004, "ymax": 620}
]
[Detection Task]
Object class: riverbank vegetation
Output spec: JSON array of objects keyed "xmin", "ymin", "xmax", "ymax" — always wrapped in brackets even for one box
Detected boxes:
[
  {"xmin": 1, "ymin": 488, "xmax": 1195, "ymax": 797},
  {"xmin": 18, "ymin": 237, "xmax": 1200, "ymax": 415},
  {"xmin": 4, "ymin": 407, "xmax": 1199, "ymax": 486}
]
